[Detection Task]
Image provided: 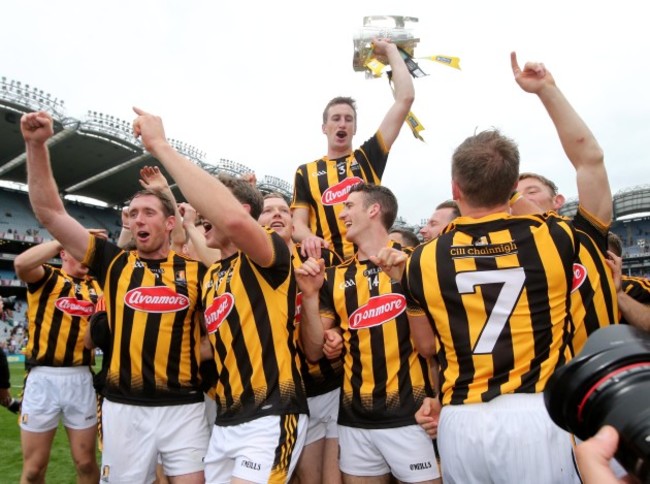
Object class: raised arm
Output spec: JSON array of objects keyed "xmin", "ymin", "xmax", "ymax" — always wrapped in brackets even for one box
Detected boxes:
[
  {"xmin": 373, "ymin": 38, "xmax": 415, "ymax": 150},
  {"xmin": 511, "ymin": 52, "xmax": 611, "ymax": 223},
  {"xmin": 14, "ymin": 240, "xmax": 62, "ymax": 284},
  {"xmin": 295, "ymin": 257, "xmax": 335, "ymax": 362},
  {"xmin": 21, "ymin": 112, "xmax": 91, "ymax": 262},
  {"xmin": 132, "ymin": 108, "xmax": 274, "ymax": 266},
  {"xmin": 178, "ymin": 203, "xmax": 221, "ymax": 266}
]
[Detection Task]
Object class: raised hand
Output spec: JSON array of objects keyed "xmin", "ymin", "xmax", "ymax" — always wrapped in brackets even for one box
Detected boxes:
[
  {"xmin": 20, "ymin": 111, "xmax": 54, "ymax": 145},
  {"xmin": 511, "ymin": 51, "xmax": 556, "ymax": 94},
  {"xmin": 139, "ymin": 165, "xmax": 169, "ymax": 193}
]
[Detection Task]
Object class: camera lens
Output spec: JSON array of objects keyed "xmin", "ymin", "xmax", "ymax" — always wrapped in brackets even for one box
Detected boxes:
[{"xmin": 544, "ymin": 325, "xmax": 650, "ymax": 483}]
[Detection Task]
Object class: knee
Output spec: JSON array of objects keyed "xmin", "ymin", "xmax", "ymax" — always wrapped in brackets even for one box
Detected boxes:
[
  {"xmin": 74, "ymin": 456, "xmax": 99, "ymax": 476},
  {"xmin": 21, "ymin": 465, "xmax": 47, "ymax": 483}
]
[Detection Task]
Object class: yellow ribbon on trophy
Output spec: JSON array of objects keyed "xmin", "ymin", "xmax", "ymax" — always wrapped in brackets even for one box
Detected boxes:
[{"xmin": 364, "ymin": 50, "xmax": 460, "ymax": 142}]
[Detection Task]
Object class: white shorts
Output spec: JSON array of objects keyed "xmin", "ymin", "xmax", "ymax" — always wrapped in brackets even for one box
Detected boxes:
[
  {"xmin": 20, "ymin": 366, "xmax": 96, "ymax": 432},
  {"xmin": 437, "ymin": 393, "xmax": 580, "ymax": 484},
  {"xmin": 100, "ymin": 400, "xmax": 209, "ymax": 483},
  {"xmin": 305, "ymin": 388, "xmax": 339, "ymax": 445},
  {"xmin": 338, "ymin": 424, "xmax": 440, "ymax": 482},
  {"xmin": 205, "ymin": 414, "xmax": 308, "ymax": 484}
]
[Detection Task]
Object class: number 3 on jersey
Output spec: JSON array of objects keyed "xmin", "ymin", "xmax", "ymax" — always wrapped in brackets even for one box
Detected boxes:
[{"xmin": 456, "ymin": 267, "xmax": 526, "ymax": 354}]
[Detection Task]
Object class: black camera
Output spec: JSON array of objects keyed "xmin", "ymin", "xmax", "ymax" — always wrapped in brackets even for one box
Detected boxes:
[
  {"xmin": 544, "ymin": 324, "xmax": 650, "ymax": 483},
  {"xmin": 1, "ymin": 295, "xmax": 16, "ymax": 311}
]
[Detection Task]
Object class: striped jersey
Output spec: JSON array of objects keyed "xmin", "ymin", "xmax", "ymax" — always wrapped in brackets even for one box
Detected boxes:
[
  {"xmin": 621, "ymin": 275, "xmax": 650, "ymax": 325},
  {"xmin": 83, "ymin": 236, "xmax": 205, "ymax": 406},
  {"xmin": 291, "ymin": 133, "xmax": 388, "ymax": 260},
  {"xmin": 319, "ymin": 241, "xmax": 434, "ymax": 428},
  {"xmin": 404, "ymin": 212, "xmax": 579, "ymax": 405},
  {"xmin": 291, "ymin": 244, "xmax": 343, "ymax": 398},
  {"xmin": 25, "ymin": 265, "xmax": 100, "ymax": 367},
  {"xmin": 202, "ymin": 228, "xmax": 308, "ymax": 425},
  {"xmin": 570, "ymin": 206, "xmax": 618, "ymax": 353}
]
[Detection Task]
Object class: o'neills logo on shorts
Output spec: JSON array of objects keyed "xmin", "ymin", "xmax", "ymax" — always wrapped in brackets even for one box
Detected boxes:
[
  {"xmin": 205, "ymin": 293, "xmax": 235, "ymax": 334},
  {"xmin": 124, "ymin": 287, "xmax": 190, "ymax": 313},
  {"xmin": 349, "ymin": 293, "xmax": 406, "ymax": 329},
  {"xmin": 55, "ymin": 298, "xmax": 95, "ymax": 317},
  {"xmin": 321, "ymin": 177, "xmax": 364, "ymax": 206},
  {"xmin": 571, "ymin": 263, "xmax": 588, "ymax": 293}
]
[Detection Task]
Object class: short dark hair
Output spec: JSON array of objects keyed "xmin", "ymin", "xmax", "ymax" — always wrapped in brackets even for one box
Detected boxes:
[
  {"xmin": 349, "ymin": 183, "xmax": 398, "ymax": 230},
  {"xmin": 607, "ymin": 232, "xmax": 623, "ymax": 257},
  {"xmin": 389, "ymin": 228, "xmax": 420, "ymax": 248},
  {"xmin": 128, "ymin": 189, "xmax": 175, "ymax": 218},
  {"xmin": 519, "ymin": 172, "xmax": 559, "ymax": 196},
  {"xmin": 435, "ymin": 199, "xmax": 461, "ymax": 218},
  {"xmin": 217, "ymin": 173, "xmax": 264, "ymax": 220},
  {"xmin": 452, "ymin": 129, "xmax": 519, "ymax": 208},
  {"xmin": 322, "ymin": 96, "xmax": 357, "ymax": 125},
  {"xmin": 263, "ymin": 192, "xmax": 289, "ymax": 203}
]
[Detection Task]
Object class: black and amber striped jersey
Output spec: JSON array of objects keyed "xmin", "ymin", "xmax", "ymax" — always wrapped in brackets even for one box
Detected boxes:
[
  {"xmin": 319, "ymin": 241, "xmax": 434, "ymax": 429},
  {"xmin": 202, "ymin": 229, "xmax": 308, "ymax": 425},
  {"xmin": 291, "ymin": 244, "xmax": 343, "ymax": 398},
  {"xmin": 25, "ymin": 265, "xmax": 100, "ymax": 368},
  {"xmin": 291, "ymin": 133, "xmax": 389, "ymax": 260},
  {"xmin": 570, "ymin": 206, "xmax": 618, "ymax": 353},
  {"xmin": 82, "ymin": 236, "xmax": 205, "ymax": 406},
  {"xmin": 404, "ymin": 212, "xmax": 579, "ymax": 406},
  {"xmin": 621, "ymin": 275, "xmax": 650, "ymax": 325}
]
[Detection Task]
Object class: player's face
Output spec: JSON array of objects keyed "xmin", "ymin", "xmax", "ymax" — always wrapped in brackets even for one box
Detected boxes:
[
  {"xmin": 419, "ymin": 207, "xmax": 457, "ymax": 242},
  {"xmin": 61, "ymin": 251, "xmax": 89, "ymax": 278},
  {"xmin": 339, "ymin": 191, "xmax": 369, "ymax": 245},
  {"xmin": 322, "ymin": 104, "xmax": 356, "ymax": 152},
  {"xmin": 258, "ymin": 198, "xmax": 293, "ymax": 243},
  {"xmin": 128, "ymin": 194, "xmax": 173, "ymax": 257},
  {"xmin": 517, "ymin": 178, "xmax": 557, "ymax": 211}
]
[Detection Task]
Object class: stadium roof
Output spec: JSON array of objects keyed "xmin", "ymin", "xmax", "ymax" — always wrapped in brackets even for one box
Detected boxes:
[{"xmin": 0, "ymin": 75, "xmax": 293, "ymax": 208}]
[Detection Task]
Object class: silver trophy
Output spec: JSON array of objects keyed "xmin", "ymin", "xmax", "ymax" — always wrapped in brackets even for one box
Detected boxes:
[{"xmin": 352, "ymin": 15, "xmax": 420, "ymax": 76}]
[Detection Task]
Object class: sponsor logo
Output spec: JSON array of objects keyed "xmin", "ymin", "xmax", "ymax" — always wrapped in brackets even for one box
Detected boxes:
[
  {"xmin": 294, "ymin": 292, "xmax": 302, "ymax": 325},
  {"xmin": 571, "ymin": 263, "xmax": 588, "ymax": 293},
  {"xmin": 55, "ymin": 298, "xmax": 95, "ymax": 317},
  {"xmin": 124, "ymin": 287, "xmax": 190, "ymax": 313},
  {"xmin": 349, "ymin": 294, "xmax": 406, "ymax": 329},
  {"xmin": 321, "ymin": 177, "xmax": 364, "ymax": 206},
  {"xmin": 205, "ymin": 293, "xmax": 235, "ymax": 334},
  {"xmin": 241, "ymin": 459, "xmax": 261, "ymax": 471},
  {"xmin": 409, "ymin": 461, "xmax": 432, "ymax": 471}
]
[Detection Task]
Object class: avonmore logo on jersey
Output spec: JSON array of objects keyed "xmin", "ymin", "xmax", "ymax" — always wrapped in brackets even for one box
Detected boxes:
[
  {"xmin": 205, "ymin": 293, "xmax": 235, "ymax": 334},
  {"xmin": 55, "ymin": 298, "xmax": 95, "ymax": 318},
  {"xmin": 321, "ymin": 177, "xmax": 363, "ymax": 206},
  {"xmin": 124, "ymin": 287, "xmax": 190, "ymax": 313},
  {"xmin": 349, "ymin": 294, "xmax": 406, "ymax": 329},
  {"xmin": 571, "ymin": 263, "xmax": 588, "ymax": 293}
]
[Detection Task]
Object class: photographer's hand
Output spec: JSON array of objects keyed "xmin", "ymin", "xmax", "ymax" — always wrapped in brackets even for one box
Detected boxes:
[{"xmin": 575, "ymin": 426, "xmax": 634, "ymax": 483}]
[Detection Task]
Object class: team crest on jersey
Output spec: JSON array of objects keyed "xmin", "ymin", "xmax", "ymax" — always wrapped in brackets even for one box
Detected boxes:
[
  {"xmin": 321, "ymin": 177, "xmax": 364, "ymax": 206},
  {"xmin": 205, "ymin": 293, "xmax": 235, "ymax": 333},
  {"xmin": 175, "ymin": 270, "xmax": 187, "ymax": 286},
  {"xmin": 571, "ymin": 263, "xmax": 588, "ymax": 293},
  {"xmin": 55, "ymin": 298, "xmax": 95, "ymax": 317},
  {"xmin": 124, "ymin": 287, "xmax": 190, "ymax": 313},
  {"xmin": 349, "ymin": 294, "xmax": 406, "ymax": 329}
]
